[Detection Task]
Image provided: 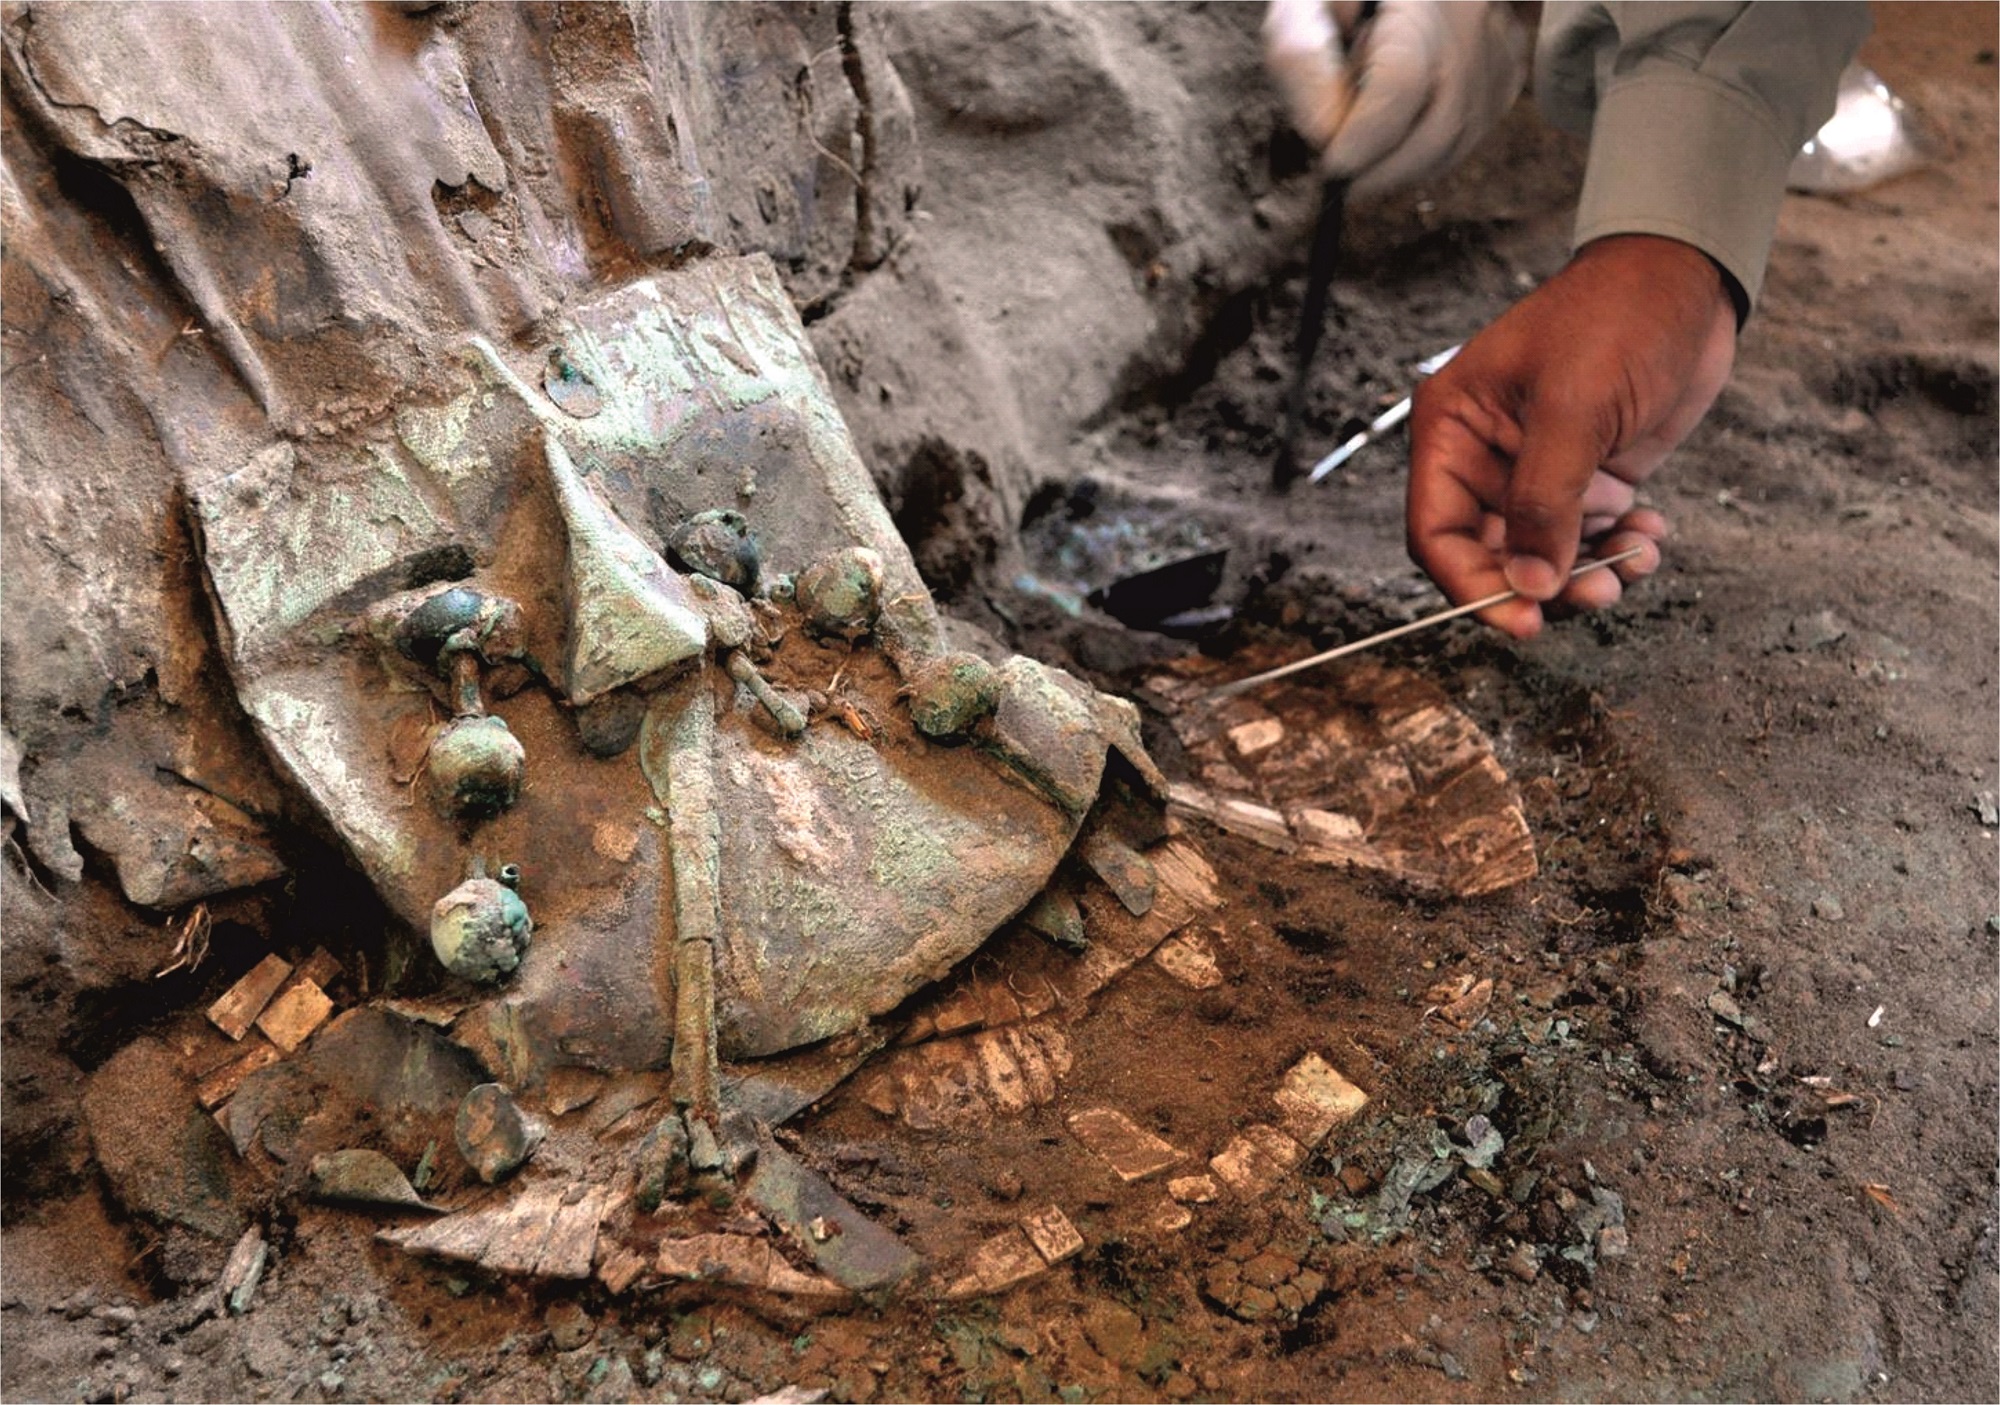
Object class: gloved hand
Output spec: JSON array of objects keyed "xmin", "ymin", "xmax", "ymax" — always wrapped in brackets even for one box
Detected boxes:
[
  {"xmin": 1406, "ymin": 235, "xmax": 1740, "ymax": 637},
  {"xmin": 1263, "ymin": 0, "xmax": 1531, "ymax": 198}
]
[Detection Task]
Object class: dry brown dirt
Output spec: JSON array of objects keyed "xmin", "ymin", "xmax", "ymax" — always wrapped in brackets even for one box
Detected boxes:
[{"xmin": 3, "ymin": 4, "xmax": 1995, "ymax": 1404}]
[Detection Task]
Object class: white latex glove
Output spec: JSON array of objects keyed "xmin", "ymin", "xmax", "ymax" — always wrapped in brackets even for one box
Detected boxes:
[{"xmin": 1264, "ymin": 0, "xmax": 1531, "ymax": 198}]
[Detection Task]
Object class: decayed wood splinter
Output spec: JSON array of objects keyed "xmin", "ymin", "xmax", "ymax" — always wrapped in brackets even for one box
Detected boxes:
[{"xmin": 1213, "ymin": 547, "xmax": 1646, "ymax": 697}]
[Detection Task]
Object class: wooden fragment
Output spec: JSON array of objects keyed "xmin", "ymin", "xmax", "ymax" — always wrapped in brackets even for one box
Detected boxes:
[
  {"xmin": 1292, "ymin": 809, "xmax": 1364, "ymax": 846},
  {"xmin": 1210, "ymin": 1124, "xmax": 1306, "ymax": 1197},
  {"xmin": 294, "ymin": 946, "xmax": 343, "ymax": 990},
  {"xmin": 1152, "ymin": 930, "xmax": 1223, "ymax": 990},
  {"xmin": 1155, "ymin": 660, "xmax": 1537, "ymax": 898},
  {"xmin": 1151, "ymin": 839, "xmax": 1221, "ymax": 911},
  {"xmin": 1430, "ymin": 756, "xmax": 1537, "ymax": 897},
  {"xmin": 858, "ymin": 1024, "xmax": 1071, "ymax": 1131},
  {"xmin": 196, "ymin": 1042, "xmax": 282, "ymax": 1110},
  {"xmin": 1062, "ymin": 905, "xmax": 1165, "ymax": 1001},
  {"xmin": 1168, "ymin": 783, "xmax": 1301, "ymax": 852},
  {"xmin": 383, "ymin": 1183, "xmax": 590, "ymax": 1275},
  {"xmin": 1432, "ymin": 975, "xmax": 1495, "ymax": 1028},
  {"xmin": 656, "ymin": 1234, "xmax": 850, "ymax": 1301},
  {"xmin": 1227, "ymin": 717, "xmax": 1284, "ymax": 757},
  {"xmin": 1020, "ymin": 1205, "xmax": 1084, "ymax": 1265},
  {"xmin": 1165, "ymin": 782, "xmax": 1220, "ymax": 823},
  {"xmin": 474, "ymin": 1181, "xmax": 569, "ymax": 1275},
  {"xmin": 1383, "ymin": 703, "xmax": 1489, "ymax": 787},
  {"xmin": 207, "ymin": 954, "xmax": 293, "ymax": 1041},
  {"xmin": 1168, "ymin": 1174, "xmax": 1219, "ymax": 1205},
  {"xmin": 1271, "ymin": 1053, "xmax": 1369, "ymax": 1148},
  {"xmin": 929, "ymin": 986, "xmax": 987, "ymax": 1038},
  {"xmin": 598, "ymin": 1246, "xmax": 649, "ymax": 1295},
  {"xmin": 381, "ymin": 1198, "xmax": 502, "ymax": 1266},
  {"xmin": 379, "ymin": 996, "xmax": 465, "ymax": 1028},
  {"xmin": 535, "ymin": 1187, "xmax": 608, "ymax": 1280},
  {"xmin": 255, "ymin": 978, "xmax": 334, "ymax": 1053},
  {"xmin": 943, "ymin": 1229, "xmax": 1050, "ymax": 1300},
  {"xmin": 1068, "ymin": 1107, "xmax": 1185, "ymax": 1182},
  {"xmin": 1298, "ymin": 837, "xmax": 1389, "ymax": 872}
]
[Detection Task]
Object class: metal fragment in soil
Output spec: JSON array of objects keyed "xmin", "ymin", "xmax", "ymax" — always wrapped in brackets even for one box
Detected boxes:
[
  {"xmin": 745, "ymin": 1142, "xmax": 920, "ymax": 1293},
  {"xmin": 310, "ymin": 1149, "xmax": 432, "ymax": 1211},
  {"xmin": 455, "ymin": 1084, "xmax": 547, "ymax": 1184},
  {"xmin": 1078, "ymin": 826, "xmax": 1157, "ymax": 917}
]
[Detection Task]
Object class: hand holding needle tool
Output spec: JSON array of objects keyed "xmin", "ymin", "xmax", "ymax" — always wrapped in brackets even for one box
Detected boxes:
[
  {"xmin": 1211, "ymin": 546, "xmax": 1646, "ymax": 697},
  {"xmin": 1273, "ymin": 176, "xmax": 1350, "ymax": 490},
  {"xmin": 1306, "ymin": 343, "xmax": 1461, "ymax": 484},
  {"xmin": 1271, "ymin": 33, "xmax": 1366, "ymax": 491}
]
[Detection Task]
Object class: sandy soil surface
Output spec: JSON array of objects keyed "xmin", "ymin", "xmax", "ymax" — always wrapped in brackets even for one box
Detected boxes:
[{"xmin": 2, "ymin": 5, "xmax": 1994, "ymax": 1404}]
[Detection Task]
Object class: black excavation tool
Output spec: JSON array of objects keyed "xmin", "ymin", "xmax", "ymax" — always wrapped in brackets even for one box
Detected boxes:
[
  {"xmin": 1273, "ymin": 176, "xmax": 1348, "ymax": 490},
  {"xmin": 1087, "ymin": 549, "xmax": 1230, "ymax": 632}
]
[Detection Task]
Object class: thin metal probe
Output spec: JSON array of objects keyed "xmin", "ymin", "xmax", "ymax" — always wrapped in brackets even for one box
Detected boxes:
[
  {"xmin": 1211, "ymin": 546, "xmax": 1646, "ymax": 697},
  {"xmin": 1306, "ymin": 344, "xmax": 1462, "ymax": 484}
]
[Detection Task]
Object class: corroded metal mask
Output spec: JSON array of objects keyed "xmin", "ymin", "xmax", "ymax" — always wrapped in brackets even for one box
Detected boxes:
[{"xmin": 191, "ymin": 256, "xmax": 1158, "ymax": 1094}]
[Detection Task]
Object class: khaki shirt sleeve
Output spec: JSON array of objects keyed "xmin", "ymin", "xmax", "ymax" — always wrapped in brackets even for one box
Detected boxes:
[{"xmin": 1535, "ymin": 2, "xmax": 1872, "ymax": 316}]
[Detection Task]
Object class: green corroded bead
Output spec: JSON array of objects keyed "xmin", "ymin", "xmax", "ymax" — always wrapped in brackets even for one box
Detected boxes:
[
  {"xmin": 795, "ymin": 547, "xmax": 883, "ymax": 640},
  {"xmin": 666, "ymin": 509, "xmax": 760, "ymax": 593},
  {"xmin": 426, "ymin": 715, "xmax": 525, "ymax": 819},
  {"xmin": 430, "ymin": 865, "xmax": 532, "ymax": 983},
  {"xmin": 907, "ymin": 651, "xmax": 999, "ymax": 738}
]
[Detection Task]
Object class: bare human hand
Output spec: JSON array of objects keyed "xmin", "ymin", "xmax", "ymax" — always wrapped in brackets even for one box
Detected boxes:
[{"xmin": 1406, "ymin": 234, "xmax": 1739, "ymax": 638}]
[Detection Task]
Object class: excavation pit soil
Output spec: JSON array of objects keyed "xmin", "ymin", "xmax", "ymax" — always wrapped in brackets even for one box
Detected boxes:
[{"xmin": 3, "ymin": 6, "xmax": 1995, "ymax": 1404}]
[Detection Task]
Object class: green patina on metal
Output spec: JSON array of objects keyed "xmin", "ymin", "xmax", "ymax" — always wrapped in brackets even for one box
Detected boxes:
[
  {"xmin": 1021, "ymin": 888, "xmax": 1088, "ymax": 952},
  {"xmin": 982, "ymin": 657, "xmax": 1109, "ymax": 817},
  {"xmin": 547, "ymin": 434, "xmax": 707, "ymax": 705},
  {"xmin": 196, "ymin": 256, "xmax": 1159, "ymax": 1087},
  {"xmin": 425, "ymin": 715, "xmax": 526, "ymax": 819},
  {"xmin": 193, "ymin": 440, "xmax": 456, "ymax": 662},
  {"xmin": 640, "ymin": 683, "xmax": 724, "ymax": 1115},
  {"xmin": 864, "ymin": 799, "xmax": 965, "ymax": 898},
  {"xmin": 667, "ymin": 508, "xmax": 760, "ymax": 592},
  {"xmin": 907, "ymin": 651, "xmax": 1000, "ymax": 738},
  {"xmin": 394, "ymin": 387, "xmax": 491, "ymax": 492},
  {"xmin": 243, "ymin": 681, "xmax": 418, "ymax": 885},
  {"xmin": 795, "ymin": 547, "xmax": 884, "ymax": 640},
  {"xmin": 466, "ymin": 258, "xmax": 942, "ymax": 664},
  {"xmin": 723, "ymin": 652, "xmax": 806, "ymax": 737},
  {"xmin": 431, "ymin": 858, "xmax": 533, "ymax": 984}
]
